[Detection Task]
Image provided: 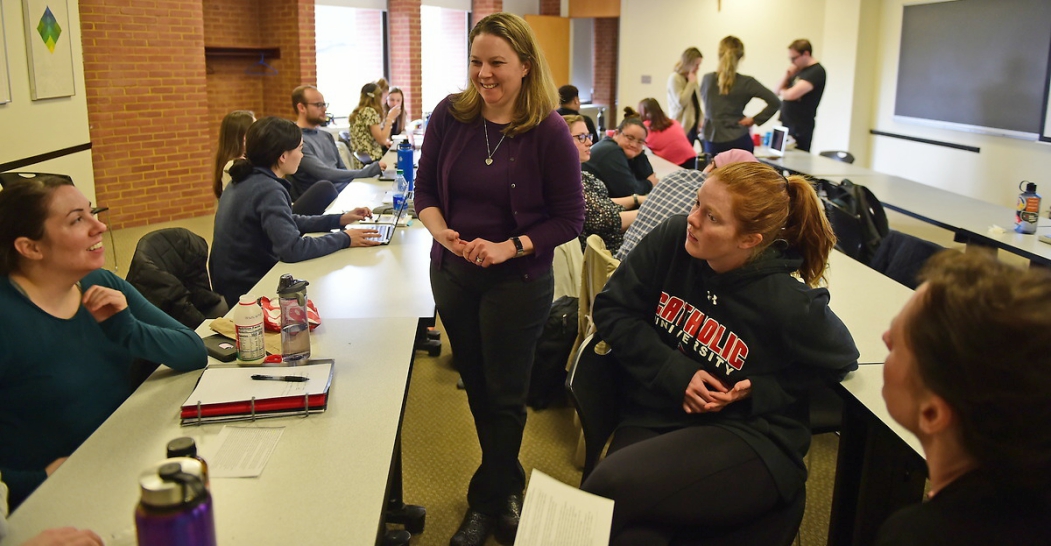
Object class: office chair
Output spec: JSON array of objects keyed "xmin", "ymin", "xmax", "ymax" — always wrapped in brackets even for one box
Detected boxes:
[
  {"xmin": 0, "ymin": 172, "xmax": 118, "ymax": 271},
  {"xmin": 819, "ymin": 150, "xmax": 856, "ymax": 164},
  {"xmin": 337, "ymin": 130, "xmax": 376, "ymax": 167},
  {"xmin": 869, "ymin": 230, "xmax": 944, "ymax": 290}
]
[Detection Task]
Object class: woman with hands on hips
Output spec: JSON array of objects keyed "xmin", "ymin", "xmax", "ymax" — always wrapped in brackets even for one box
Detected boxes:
[
  {"xmin": 583, "ymin": 162, "xmax": 858, "ymax": 545},
  {"xmin": 0, "ymin": 175, "xmax": 207, "ymax": 511},
  {"xmin": 413, "ymin": 12, "xmax": 583, "ymax": 546},
  {"xmin": 210, "ymin": 116, "xmax": 381, "ymax": 307}
]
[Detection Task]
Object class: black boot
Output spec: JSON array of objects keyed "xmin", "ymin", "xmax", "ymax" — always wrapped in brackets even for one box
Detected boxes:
[
  {"xmin": 494, "ymin": 493, "xmax": 523, "ymax": 545},
  {"xmin": 450, "ymin": 510, "xmax": 495, "ymax": 546}
]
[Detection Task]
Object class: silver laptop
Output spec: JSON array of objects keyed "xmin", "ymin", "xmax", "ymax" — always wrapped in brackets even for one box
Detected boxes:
[{"xmin": 360, "ymin": 195, "xmax": 409, "ymax": 245}]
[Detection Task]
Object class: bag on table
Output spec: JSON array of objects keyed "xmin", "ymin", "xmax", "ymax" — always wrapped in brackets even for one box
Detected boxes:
[{"xmin": 815, "ymin": 178, "xmax": 889, "ymax": 265}]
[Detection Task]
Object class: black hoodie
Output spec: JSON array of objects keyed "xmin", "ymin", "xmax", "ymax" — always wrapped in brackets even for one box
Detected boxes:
[{"xmin": 594, "ymin": 215, "xmax": 859, "ymax": 500}]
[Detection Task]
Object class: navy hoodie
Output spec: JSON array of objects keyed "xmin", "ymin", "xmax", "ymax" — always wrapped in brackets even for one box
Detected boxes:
[{"xmin": 594, "ymin": 214, "xmax": 859, "ymax": 500}]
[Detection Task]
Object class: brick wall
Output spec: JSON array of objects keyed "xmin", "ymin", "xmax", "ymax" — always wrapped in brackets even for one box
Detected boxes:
[
  {"xmin": 81, "ymin": 0, "xmax": 213, "ymax": 228},
  {"xmin": 260, "ymin": 0, "xmax": 317, "ymax": 120},
  {"xmin": 471, "ymin": 0, "xmax": 503, "ymax": 26},
  {"xmin": 539, "ymin": 0, "xmax": 560, "ymax": 16},
  {"xmin": 204, "ymin": 0, "xmax": 265, "ymax": 146},
  {"xmin": 389, "ymin": 0, "xmax": 422, "ymax": 122},
  {"xmin": 593, "ymin": 17, "xmax": 619, "ymax": 127}
]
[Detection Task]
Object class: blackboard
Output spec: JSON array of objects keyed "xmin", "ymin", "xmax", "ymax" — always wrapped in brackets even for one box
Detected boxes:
[{"xmin": 895, "ymin": 0, "xmax": 1051, "ymax": 138}]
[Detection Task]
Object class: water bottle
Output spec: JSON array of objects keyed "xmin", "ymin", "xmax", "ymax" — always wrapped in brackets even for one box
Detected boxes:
[
  {"xmin": 134, "ymin": 458, "xmax": 216, "ymax": 546},
  {"xmin": 1015, "ymin": 181, "xmax": 1041, "ymax": 234},
  {"xmin": 393, "ymin": 169, "xmax": 408, "ymax": 212},
  {"xmin": 233, "ymin": 295, "xmax": 265, "ymax": 366},
  {"xmin": 277, "ymin": 274, "xmax": 311, "ymax": 364},
  {"xmin": 166, "ymin": 437, "xmax": 209, "ymax": 489},
  {"xmin": 397, "ymin": 139, "xmax": 414, "ymax": 191},
  {"xmin": 597, "ymin": 108, "xmax": 606, "ymax": 134}
]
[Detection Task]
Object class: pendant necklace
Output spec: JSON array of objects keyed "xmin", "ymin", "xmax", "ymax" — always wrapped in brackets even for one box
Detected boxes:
[{"xmin": 483, "ymin": 118, "xmax": 507, "ymax": 166}]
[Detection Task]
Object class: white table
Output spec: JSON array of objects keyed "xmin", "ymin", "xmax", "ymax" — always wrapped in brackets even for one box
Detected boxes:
[{"xmin": 761, "ymin": 150, "xmax": 881, "ymax": 178}]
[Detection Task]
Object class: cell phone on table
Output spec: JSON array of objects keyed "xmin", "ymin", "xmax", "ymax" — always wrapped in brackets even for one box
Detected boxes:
[{"xmin": 203, "ymin": 334, "xmax": 237, "ymax": 362}]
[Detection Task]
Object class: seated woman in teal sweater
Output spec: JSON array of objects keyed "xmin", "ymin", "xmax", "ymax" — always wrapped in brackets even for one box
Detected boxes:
[{"xmin": 0, "ymin": 175, "xmax": 208, "ymax": 510}]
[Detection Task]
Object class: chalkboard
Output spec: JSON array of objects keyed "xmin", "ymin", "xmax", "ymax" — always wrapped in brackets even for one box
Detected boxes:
[{"xmin": 895, "ymin": 0, "xmax": 1051, "ymax": 138}]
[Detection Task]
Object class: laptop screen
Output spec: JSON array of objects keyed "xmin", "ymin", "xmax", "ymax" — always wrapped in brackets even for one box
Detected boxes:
[{"xmin": 770, "ymin": 126, "xmax": 789, "ymax": 156}]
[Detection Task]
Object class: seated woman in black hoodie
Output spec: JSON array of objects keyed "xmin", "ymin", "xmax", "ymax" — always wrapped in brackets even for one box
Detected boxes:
[{"xmin": 585, "ymin": 162, "xmax": 859, "ymax": 544}]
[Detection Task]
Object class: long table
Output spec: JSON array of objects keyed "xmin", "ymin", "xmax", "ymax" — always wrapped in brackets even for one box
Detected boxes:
[{"xmin": 6, "ymin": 176, "xmax": 435, "ymax": 544}]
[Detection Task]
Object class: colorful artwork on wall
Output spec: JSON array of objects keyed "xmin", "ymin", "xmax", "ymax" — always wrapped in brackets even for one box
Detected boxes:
[{"xmin": 21, "ymin": 0, "xmax": 74, "ymax": 100}]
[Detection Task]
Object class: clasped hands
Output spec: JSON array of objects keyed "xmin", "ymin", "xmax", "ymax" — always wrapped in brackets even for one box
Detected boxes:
[
  {"xmin": 683, "ymin": 369, "xmax": 752, "ymax": 414},
  {"xmin": 436, "ymin": 229, "xmax": 515, "ymax": 267}
]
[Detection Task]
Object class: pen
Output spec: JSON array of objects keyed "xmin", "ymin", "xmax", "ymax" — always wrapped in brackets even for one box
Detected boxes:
[{"xmin": 251, "ymin": 374, "xmax": 310, "ymax": 382}]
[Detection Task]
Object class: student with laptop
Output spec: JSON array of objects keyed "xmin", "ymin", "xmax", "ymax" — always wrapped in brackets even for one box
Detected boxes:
[
  {"xmin": 875, "ymin": 252, "xmax": 1051, "ymax": 545},
  {"xmin": 0, "ymin": 175, "xmax": 207, "ymax": 511},
  {"xmin": 210, "ymin": 117, "xmax": 382, "ymax": 307}
]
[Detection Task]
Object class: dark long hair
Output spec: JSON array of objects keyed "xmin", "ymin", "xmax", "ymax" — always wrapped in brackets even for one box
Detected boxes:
[
  {"xmin": 0, "ymin": 175, "xmax": 75, "ymax": 275},
  {"xmin": 637, "ymin": 98, "xmax": 673, "ymax": 132},
  {"xmin": 213, "ymin": 110, "xmax": 255, "ymax": 198},
  {"xmin": 228, "ymin": 117, "xmax": 302, "ymax": 183}
]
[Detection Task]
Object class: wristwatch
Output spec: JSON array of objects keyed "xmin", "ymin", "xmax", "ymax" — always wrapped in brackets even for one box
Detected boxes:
[{"xmin": 511, "ymin": 236, "xmax": 525, "ymax": 258}]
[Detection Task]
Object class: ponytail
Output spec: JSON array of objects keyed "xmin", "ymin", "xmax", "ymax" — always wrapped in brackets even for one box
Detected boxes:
[
  {"xmin": 783, "ymin": 175, "xmax": 835, "ymax": 286},
  {"xmin": 228, "ymin": 158, "xmax": 254, "ymax": 184},
  {"xmin": 716, "ymin": 36, "xmax": 744, "ymax": 95}
]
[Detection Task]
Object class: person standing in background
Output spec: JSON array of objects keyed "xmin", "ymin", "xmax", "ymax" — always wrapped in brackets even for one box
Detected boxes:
[
  {"xmin": 700, "ymin": 36, "xmax": 780, "ymax": 156},
  {"xmin": 775, "ymin": 39, "xmax": 826, "ymax": 152},
  {"xmin": 666, "ymin": 47, "xmax": 704, "ymax": 147}
]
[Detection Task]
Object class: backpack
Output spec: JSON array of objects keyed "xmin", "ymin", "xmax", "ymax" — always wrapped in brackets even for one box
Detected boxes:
[
  {"xmin": 528, "ymin": 296, "xmax": 579, "ymax": 410},
  {"xmin": 815, "ymin": 178, "xmax": 889, "ymax": 265}
]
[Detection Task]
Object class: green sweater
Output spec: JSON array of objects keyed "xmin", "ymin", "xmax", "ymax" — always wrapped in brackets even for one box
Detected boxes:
[{"xmin": 0, "ymin": 269, "xmax": 206, "ymax": 509}]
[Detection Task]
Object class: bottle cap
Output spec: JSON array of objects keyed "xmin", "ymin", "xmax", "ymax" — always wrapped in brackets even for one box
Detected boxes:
[
  {"xmin": 139, "ymin": 458, "xmax": 206, "ymax": 507},
  {"xmin": 1026, "ymin": 182, "xmax": 1037, "ymax": 192},
  {"xmin": 277, "ymin": 278, "xmax": 309, "ymax": 297},
  {"xmin": 396, "ymin": 169, "xmax": 404, "ymax": 175},
  {"xmin": 166, "ymin": 437, "xmax": 198, "ymax": 458},
  {"xmin": 238, "ymin": 295, "xmax": 256, "ymax": 305}
]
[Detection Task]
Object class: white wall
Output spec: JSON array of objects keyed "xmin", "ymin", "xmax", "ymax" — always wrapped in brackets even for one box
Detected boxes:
[
  {"xmin": 868, "ymin": 0, "xmax": 1051, "ymax": 207},
  {"xmin": 0, "ymin": 0, "xmax": 94, "ymax": 203},
  {"xmin": 502, "ymin": 0, "xmax": 539, "ymax": 17}
]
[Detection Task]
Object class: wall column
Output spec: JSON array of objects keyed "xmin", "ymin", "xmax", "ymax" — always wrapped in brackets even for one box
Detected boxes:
[
  {"xmin": 389, "ymin": 0, "xmax": 423, "ymax": 125},
  {"xmin": 592, "ymin": 17, "xmax": 618, "ymax": 128}
]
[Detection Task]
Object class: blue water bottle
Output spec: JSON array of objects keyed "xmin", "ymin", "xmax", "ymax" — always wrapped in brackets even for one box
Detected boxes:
[{"xmin": 397, "ymin": 139, "xmax": 414, "ymax": 191}]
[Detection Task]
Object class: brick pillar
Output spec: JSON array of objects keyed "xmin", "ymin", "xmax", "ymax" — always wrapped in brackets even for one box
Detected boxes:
[
  {"xmin": 539, "ymin": 0, "xmax": 560, "ymax": 16},
  {"xmin": 260, "ymin": 0, "xmax": 317, "ymax": 120},
  {"xmin": 389, "ymin": 0, "xmax": 422, "ymax": 126},
  {"xmin": 471, "ymin": 0, "xmax": 503, "ymax": 27},
  {"xmin": 80, "ymin": 0, "xmax": 213, "ymax": 228},
  {"xmin": 593, "ymin": 18, "xmax": 619, "ymax": 129}
]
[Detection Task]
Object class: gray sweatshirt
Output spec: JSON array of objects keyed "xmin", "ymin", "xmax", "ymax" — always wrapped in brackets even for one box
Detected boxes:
[
  {"xmin": 289, "ymin": 127, "xmax": 382, "ymax": 199},
  {"xmin": 700, "ymin": 72, "xmax": 780, "ymax": 143}
]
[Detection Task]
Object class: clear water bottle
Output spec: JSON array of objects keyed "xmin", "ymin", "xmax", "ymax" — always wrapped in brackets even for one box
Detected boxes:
[
  {"xmin": 135, "ymin": 458, "xmax": 216, "ymax": 546},
  {"xmin": 397, "ymin": 139, "xmax": 414, "ymax": 191},
  {"xmin": 393, "ymin": 169, "xmax": 408, "ymax": 211},
  {"xmin": 1015, "ymin": 181, "xmax": 1041, "ymax": 234},
  {"xmin": 277, "ymin": 274, "xmax": 311, "ymax": 364}
]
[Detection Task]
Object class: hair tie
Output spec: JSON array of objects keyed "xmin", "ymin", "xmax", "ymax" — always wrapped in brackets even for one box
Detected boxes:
[{"xmin": 366, "ymin": 92, "xmax": 375, "ymax": 98}]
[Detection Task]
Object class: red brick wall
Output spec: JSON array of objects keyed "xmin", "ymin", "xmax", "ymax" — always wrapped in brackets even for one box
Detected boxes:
[
  {"xmin": 539, "ymin": 0, "xmax": 560, "ymax": 16},
  {"xmin": 593, "ymin": 17, "xmax": 619, "ymax": 127},
  {"xmin": 204, "ymin": 0, "xmax": 265, "ymax": 147},
  {"xmin": 389, "ymin": 0, "xmax": 422, "ymax": 122},
  {"xmin": 260, "ymin": 0, "xmax": 317, "ymax": 120},
  {"xmin": 471, "ymin": 0, "xmax": 503, "ymax": 26},
  {"xmin": 81, "ymin": 0, "xmax": 213, "ymax": 228}
]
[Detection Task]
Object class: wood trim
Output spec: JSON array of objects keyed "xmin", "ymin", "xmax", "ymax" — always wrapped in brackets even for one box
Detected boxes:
[{"xmin": 568, "ymin": 0, "xmax": 619, "ymax": 18}]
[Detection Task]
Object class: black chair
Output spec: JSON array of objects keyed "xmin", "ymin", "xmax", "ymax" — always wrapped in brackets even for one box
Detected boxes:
[
  {"xmin": 819, "ymin": 150, "xmax": 855, "ymax": 164},
  {"xmin": 869, "ymin": 230, "xmax": 944, "ymax": 289},
  {"xmin": 566, "ymin": 334, "xmax": 806, "ymax": 546}
]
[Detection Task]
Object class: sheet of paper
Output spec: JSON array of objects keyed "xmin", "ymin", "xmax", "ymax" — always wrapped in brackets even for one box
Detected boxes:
[
  {"xmin": 201, "ymin": 426, "xmax": 284, "ymax": 478},
  {"xmin": 183, "ymin": 363, "xmax": 332, "ymax": 407},
  {"xmin": 514, "ymin": 470, "xmax": 614, "ymax": 546}
]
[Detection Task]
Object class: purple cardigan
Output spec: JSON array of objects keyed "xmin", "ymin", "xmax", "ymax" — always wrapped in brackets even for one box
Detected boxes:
[{"xmin": 414, "ymin": 97, "xmax": 584, "ymax": 279}]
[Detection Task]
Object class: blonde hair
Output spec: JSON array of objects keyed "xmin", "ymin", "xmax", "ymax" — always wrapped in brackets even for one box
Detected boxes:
[
  {"xmin": 710, "ymin": 162, "xmax": 835, "ymax": 286},
  {"xmin": 673, "ymin": 47, "xmax": 703, "ymax": 76},
  {"xmin": 716, "ymin": 36, "xmax": 744, "ymax": 95},
  {"xmin": 348, "ymin": 82, "xmax": 384, "ymax": 125},
  {"xmin": 449, "ymin": 12, "xmax": 559, "ymax": 137}
]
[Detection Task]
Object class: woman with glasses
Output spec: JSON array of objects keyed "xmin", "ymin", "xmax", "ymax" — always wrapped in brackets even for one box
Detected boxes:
[
  {"xmin": 564, "ymin": 114, "xmax": 644, "ymax": 254},
  {"xmin": 634, "ymin": 99, "xmax": 698, "ymax": 169},
  {"xmin": 583, "ymin": 117, "xmax": 659, "ymax": 198},
  {"xmin": 700, "ymin": 36, "xmax": 780, "ymax": 156},
  {"xmin": 0, "ymin": 175, "xmax": 207, "ymax": 510}
]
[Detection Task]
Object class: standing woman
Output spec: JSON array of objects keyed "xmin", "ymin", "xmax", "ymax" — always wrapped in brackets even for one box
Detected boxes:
[
  {"xmin": 636, "ymin": 98, "xmax": 698, "ymax": 169},
  {"xmin": 666, "ymin": 47, "xmax": 704, "ymax": 147},
  {"xmin": 347, "ymin": 82, "xmax": 400, "ymax": 168},
  {"xmin": 212, "ymin": 110, "xmax": 255, "ymax": 199},
  {"xmin": 700, "ymin": 36, "xmax": 780, "ymax": 156},
  {"xmin": 414, "ymin": 12, "xmax": 584, "ymax": 546},
  {"xmin": 583, "ymin": 162, "xmax": 858, "ymax": 544}
]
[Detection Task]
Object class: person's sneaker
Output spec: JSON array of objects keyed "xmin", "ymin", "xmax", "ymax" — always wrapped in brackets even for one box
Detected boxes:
[
  {"xmin": 494, "ymin": 493, "xmax": 523, "ymax": 545},
  {"xmin": 449, "ymin": 509, "xmax": 495, "ymax": 546}
]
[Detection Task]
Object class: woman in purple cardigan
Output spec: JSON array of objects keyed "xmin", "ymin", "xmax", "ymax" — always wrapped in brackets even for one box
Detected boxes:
[{"xmin": 413, "ymin": 12, "xmax": 584, "ymax": 546}]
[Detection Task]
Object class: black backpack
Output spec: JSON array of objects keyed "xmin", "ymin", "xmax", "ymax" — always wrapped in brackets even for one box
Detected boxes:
[
  {"xmin": 815, "ymin": 178, "xmax": 889, "ymax": 265},
  {"xmin": 527, "ymin": 296, "xmax": 579, "ymax": 410}
]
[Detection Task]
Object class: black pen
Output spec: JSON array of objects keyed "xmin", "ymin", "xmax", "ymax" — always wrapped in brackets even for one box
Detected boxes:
[{"xmin": 251, "ymin": 374, "xmax": 310, "ymax": 382}]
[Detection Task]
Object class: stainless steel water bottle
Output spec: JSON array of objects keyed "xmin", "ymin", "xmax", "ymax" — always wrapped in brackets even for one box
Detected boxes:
[{"xmin": 134, "ymin": 458, "xmax": 216, "ymax": 546}]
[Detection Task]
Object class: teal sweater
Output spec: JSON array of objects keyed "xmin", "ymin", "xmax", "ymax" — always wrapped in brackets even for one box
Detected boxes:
[{"xmin": 0, "ymin": 269, "xmax": 206, "ymax": 509}]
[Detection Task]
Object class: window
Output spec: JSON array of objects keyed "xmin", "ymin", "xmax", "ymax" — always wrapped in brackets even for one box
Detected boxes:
[
  {"xmin": 315, "ymin": 5, "xmax": 386, "ymax": 122},
  {"xmin": 420, "ymin": 6, "xmax": 468, "ymax": 115}
]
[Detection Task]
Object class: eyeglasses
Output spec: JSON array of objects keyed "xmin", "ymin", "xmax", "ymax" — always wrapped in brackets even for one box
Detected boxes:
[
  {"xmin": 307, "ymin": 102, "xmax": 329, "ymax": 109},
  {"xmin": 620, "ymin": 134, "xmax": 646, "ymax": 147},
  {"xmin": 571, "ymin": 133, "xmax": 592, "ymax": 143}
]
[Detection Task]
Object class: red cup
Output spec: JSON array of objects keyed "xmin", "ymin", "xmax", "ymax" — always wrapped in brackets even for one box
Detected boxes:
[{"xmin": 752, "ymin": 133, "xmax": 761, "ymax": 146}]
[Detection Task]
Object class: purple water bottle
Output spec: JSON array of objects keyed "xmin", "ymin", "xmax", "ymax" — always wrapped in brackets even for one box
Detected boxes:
[{"xmin": 135, "ymin": 458, "xmax": 216, "ymax": 546}]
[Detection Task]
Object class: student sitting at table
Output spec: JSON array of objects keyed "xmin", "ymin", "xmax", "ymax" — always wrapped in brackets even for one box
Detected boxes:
[
  {"xmin": 384, "ymin": 86, "xmax": 410, "ymax": 149},
  {"xmin": 212, "ymin": 109, "xmax": 255, "ymax": 199},
  {"xmin": 210, "ymin": 116, "xmax": 381, "ymax": 307},
  {"xmin": 634, "ymin": 99, "xmax": 698, "ymax": 169},
  {"xmin": 584, "ymin": 162, "xmax": 859, "ymax": 545},
  {"xmin": 0, "ymin": 176, "xmax": 207, "ymax": 510},
  {"xmin": 875, "ymin": 251, "xmax": 1051, "ymax": 546},
  {"xmin": 347, "ymin": 82, "xmax": 401, "ymax": 169},
  {"xmin": 583, "ymin": 117, "xmax": 659, "ymax": 198}
]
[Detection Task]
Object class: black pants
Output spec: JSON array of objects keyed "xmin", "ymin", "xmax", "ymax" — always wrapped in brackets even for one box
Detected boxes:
[
  {"xmin": 430, "ymin": 259, "xmax": 554, "ymax": 514},
  {"xmin": 702, "ymin": 133, "xmax": 754, "ymax": 157},
  {"xmin": 788, "ymin": 121, "xmax": 815, "ymax": 152},
  {"xmin": 291, "ymin": 180, "xmax": 339, "ymax": 216},
  {"xmin": 582, "ymin": 425, "xmax": 779, "ymax": 546}
]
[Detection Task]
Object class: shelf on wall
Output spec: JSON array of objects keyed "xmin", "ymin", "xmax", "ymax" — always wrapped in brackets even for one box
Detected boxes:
[{"xmin": 204, "ymin": 47, "xmax": 281, "ymax": 60}]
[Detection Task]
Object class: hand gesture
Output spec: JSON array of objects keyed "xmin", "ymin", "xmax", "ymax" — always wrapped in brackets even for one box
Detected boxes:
[
  {"xmin": 22, "ymin": 527, "xmax": 105, "ymax": 546},
  {"xmin": 339, "ymin": 207, "xmax": 373, "ymax": 225},
  {"xmin": 81, "ymin": 286, "xmax": 128, "ymax": 323},
  {"xmin": 436, "ymin": 229, "xmax": 467, "ymax": 257},
  {"xmin": 738, "ymin": 116, "xmax": 755, "ymax": 127},
  {"xmin": 378, "ymin": 160, "xmax": 388, "ymax": 171},
  {"xmin": 683, "ymin": 369, "xmax": 749, "ymax": 414},
  {"xmin": 687, "ymin": 70, "xmax": 698, "ymax": 83},
  {"xmin": 46, "ymin": 456, "xmax": 68, "ymax": 476},
  {"xmin": 703, "ymin": 379, "xmax": 752, "ymax": 412},
  {"xmin": 344, "ymin": 227, "xmax": 382, "ymax": 247},
  {"xmin": 786, "ymin": 64, "xmax": 800, "ymax": 77},
  {"xmin": 387, "ymin": 104, "xmax": 402, "ymax": 121},
  {"xmin": 462, "ymin": 238, "xmax": 515, "ymax": 268}
]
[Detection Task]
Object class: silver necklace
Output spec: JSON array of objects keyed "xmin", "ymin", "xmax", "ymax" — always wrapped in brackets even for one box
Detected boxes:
[{"xmin": 483, "ymin": 118, "xmax": 507, "ymax": 166}]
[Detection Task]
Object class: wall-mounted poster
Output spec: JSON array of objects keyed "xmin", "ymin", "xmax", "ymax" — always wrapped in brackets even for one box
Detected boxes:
[
  {"xmin": 22, "ymin": 0, "xmax": 74, "ymax": 100},
  {"xmin": 1, "ymin": 3, "xmax": 13, "ymax": 104}
]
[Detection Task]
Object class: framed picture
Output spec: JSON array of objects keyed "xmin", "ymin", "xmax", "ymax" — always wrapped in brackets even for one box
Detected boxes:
[
  {"xmin": 22, "ymin": 0, "xmax": 74, "ymax": 100},
  {"xmin": 1, "ymin": 3, "xmax": 13, "ymax": 104}
]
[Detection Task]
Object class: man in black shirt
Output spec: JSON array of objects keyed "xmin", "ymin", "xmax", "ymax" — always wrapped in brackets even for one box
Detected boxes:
[
  {"xmin": 775, "ymin": 39, "xmax": 826, "ymax": 152},
  {"xmin": 556, "ymin": 85, "xmax": 598, "ymax": 143}
]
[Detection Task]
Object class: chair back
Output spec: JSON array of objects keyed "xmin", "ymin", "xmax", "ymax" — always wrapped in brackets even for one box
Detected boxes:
[
  {"xmin": 0, "ymin": 171, "xmax": 74, "ymax": 188},
  {"xmin": 565, "ymin": 332, "xmax": 621, "ymax": 484},
  {"xmin": 819, "ymin": 150, "xmax": 856, "ymax": 164},
  {"xmin": 869, "ymin": 230, "xmax": 944, "ymax": 289}
]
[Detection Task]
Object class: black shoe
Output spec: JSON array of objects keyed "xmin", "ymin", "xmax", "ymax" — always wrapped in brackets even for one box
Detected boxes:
[
  {"xmin": 494, "ymin": 494, "xmax": 523, "ymax": 545},
  {"xmin": 450, "ymin": 510, "xmax": 495, "ymax": 546}
]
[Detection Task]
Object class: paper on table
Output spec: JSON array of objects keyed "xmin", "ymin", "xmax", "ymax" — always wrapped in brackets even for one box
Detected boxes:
[
  {"xmin": 514, "ymin": 469, "xmax": 613, "ymax": 546},
  {"xmin": 184, "ymin": 363, "xmax": 332, "ymax": 406},
  {"xmin": 201, "ymin": 426, "xmax": 284, "ymax": 478}
]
